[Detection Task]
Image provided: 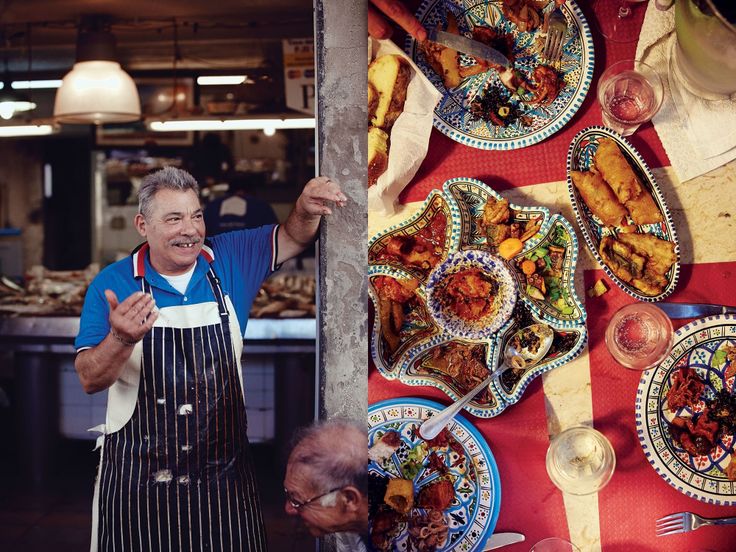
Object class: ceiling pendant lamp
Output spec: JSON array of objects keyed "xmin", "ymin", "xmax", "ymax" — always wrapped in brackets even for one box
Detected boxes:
[{"xmin": 53, "ymin": 18, "xmax": 140, "ymax": 124}]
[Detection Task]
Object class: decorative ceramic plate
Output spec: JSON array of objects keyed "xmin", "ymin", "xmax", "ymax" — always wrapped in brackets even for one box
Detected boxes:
[
  {"xmin": 405, "ymin": 0, "xmax": 594, "ymax": 150},
  {"xmin": 426, "ymin": 250, "xmax": 518, "ymax": 340},
  {"xmin": 636, "ymin": 315, "xmax": 736, "ymax": 505},
  {"xmin": 369, "ymin": 398, "xmax": 501, "ymax": 551},
  {"xmin": 369, "ymin": 178, "xmax": 587, "ymax": 417},
  {"xmin": 567, "ymin": 126, "xmax": 681, "ymax": 301}
]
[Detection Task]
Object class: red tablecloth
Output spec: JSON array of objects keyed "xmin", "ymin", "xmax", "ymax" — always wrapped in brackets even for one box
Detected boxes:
[{"xmin": 370, "ymin": 3, "xmax": 734, "ymax": 550}]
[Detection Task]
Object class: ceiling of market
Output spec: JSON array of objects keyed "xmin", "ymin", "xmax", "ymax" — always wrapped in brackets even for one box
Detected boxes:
[{"xmin": 0, "ymin": 0, "xmax": 314, "ymax": 75}]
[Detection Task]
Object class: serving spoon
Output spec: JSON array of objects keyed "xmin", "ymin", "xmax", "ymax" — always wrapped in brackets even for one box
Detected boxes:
[{"xmin": 419, "ymin": 323, "xmax": 554, "ymax": 440}]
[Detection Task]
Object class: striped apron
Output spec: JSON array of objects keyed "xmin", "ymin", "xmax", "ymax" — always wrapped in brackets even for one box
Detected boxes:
[{"xmin": 92, "ymin": 268, "xmax": 268, "ymax": 551}]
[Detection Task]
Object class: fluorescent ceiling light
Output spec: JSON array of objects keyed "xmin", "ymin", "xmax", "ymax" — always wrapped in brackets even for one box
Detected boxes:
[
  {"xmin": 0, "ymin": 100, "xmax": 36, "ymax": 120},
  {"xmin": 12, "ymin": 80, "xmax": 63, "ymax": 90},
  {"xmin": 148, "ymin": 117, "xmax": 316, "ymax": 132},
  {"xmin": 0, "ymin": 124, "xmax": 54, "ymax": 137},
  {"xmin": 197, "ymin": 75, "xmax": 247, "ymax": 86}
]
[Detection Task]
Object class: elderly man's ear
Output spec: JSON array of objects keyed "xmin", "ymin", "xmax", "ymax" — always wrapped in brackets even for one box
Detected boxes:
[{"xmin": 339, "ymin": 486, "xmax": 364, "ymax": 512}]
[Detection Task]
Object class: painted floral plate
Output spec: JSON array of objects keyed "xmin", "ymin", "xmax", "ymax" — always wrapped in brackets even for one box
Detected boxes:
[
  {"xmin": 567, "ymin": 126, "xmax": 680, "ymax": 301},
  {"xmin": 368, "ymin": 398, "xmax": 501, "ymax": 551},
  {"xmin": 405, "ymin": 0, "xmax": 594, "ymax": 150},
  {"xmin": 369, "ymin": 178, "xmax": 587, "ymax": 417},
  {"xmin": 636, "ymin": 315, "xmax": 736, "ymax": 505}
]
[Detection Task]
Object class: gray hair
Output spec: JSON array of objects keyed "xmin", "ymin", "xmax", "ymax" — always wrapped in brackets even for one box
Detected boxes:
[
  {"xmin": 290, "ymin": 418, "xmax": 368, "ymax": 500},
  {"xmin": 138, "ymin": 166, "xmax": 200, "ymax": 219}
]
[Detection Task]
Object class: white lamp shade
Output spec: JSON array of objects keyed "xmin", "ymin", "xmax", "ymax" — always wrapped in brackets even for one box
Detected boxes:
[{"xmin": 54, "ymin": 60, "xmax": 141, "ymax": 124}]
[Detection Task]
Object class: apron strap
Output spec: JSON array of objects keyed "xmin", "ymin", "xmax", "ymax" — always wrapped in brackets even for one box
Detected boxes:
[
  {"xmin": 139, "ymin": 266, "xmax": 230, "ymax": 327},
  {"xmin": 206, "ymin": 268, "xmax": 230, "ymax": 323}
]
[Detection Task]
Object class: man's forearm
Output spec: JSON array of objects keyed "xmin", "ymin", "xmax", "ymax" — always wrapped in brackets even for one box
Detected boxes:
[
  {"xmin": 75, "ymin": 333, "xmax": 136, "ymax": 394},
  {"xmin": 278, "ymin": 207, "xmax": 321, "ymax": 263}
]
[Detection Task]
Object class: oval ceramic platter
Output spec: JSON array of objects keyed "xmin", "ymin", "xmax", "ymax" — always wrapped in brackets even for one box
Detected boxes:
[
  {"xmin": 369, "ymin": 398, "xmax": 501, "ymax": 551},
  {"xmin": 368, "ymin": 178, "xmax": 587, "ymax": 417},
  {"xmin": 567, "ymin": 126, "xmax": 680, "ymax": 301},
  {"xmin": 405, "ymin": 0, "xmax": 594, "ymax": 150},
  {"xmin": 636, "ymin": 315, "xmax": 736, "ymax": 505}
]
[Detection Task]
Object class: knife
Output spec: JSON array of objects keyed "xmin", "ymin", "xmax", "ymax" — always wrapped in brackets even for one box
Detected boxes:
[
  {"xmin": 426, "ymin": 29, "xmax": 511, "ymax": 68},
  {"xmin": 483, "ymin": 532, "xmax": 526, "ymax": 550},
  {"xmin": 658, "ymin": 302, "xmax": 736, "ymax": 319}
]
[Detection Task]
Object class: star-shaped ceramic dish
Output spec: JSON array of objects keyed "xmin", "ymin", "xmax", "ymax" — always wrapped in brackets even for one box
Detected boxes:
[{"xmin": 369, "ymin": 178, "xmax": 587, "ymax": 417}]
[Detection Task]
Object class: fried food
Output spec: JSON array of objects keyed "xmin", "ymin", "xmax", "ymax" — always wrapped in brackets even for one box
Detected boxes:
[
  {"xmin": 617, "ymin": 232, "xmax": 676, "ymax": 280},
  {"xmin": 598, "ymin": 233, "xmax": 676, "ymax": 295},
  {"xmin": 594, "ymin": 138, "xmax": 644, "ymax": 205},
  {"xmin": 624, "ymin": 184, "xmax": 663, "ymax": 225},
  {"xmin": 570, "ymin": 170, "xmax": 628, "ymax": 226},
  {"xmin": 593, "ymin": 138, "xmax": 664, "ymax": 225},
  {"xmin": 384, "ymin": 478, "xmax": 414, "ymax": 514},
  {"xmin": 368, "ymin": 54, "xmax": 411, "ymax": 131},
  {"xmin": 368, "ymin": 126, "xmax": 389, "ymax": 187}
]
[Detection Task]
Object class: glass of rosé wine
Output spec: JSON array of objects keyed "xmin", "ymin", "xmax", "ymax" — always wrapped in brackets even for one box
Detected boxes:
[
  {"xmin": 605, "ymin": 302, "xmax": 674, "ymax": 371},
  {"xmin": 597, "ymin": 59, "xmax": 664, "ymax": 137}
]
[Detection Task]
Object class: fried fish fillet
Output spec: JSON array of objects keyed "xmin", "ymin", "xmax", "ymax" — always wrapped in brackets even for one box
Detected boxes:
[
  {"xmin": 617, "ymin": 232, "xmax": 676, "ymax": 279},
  {"xmin": 599, "ymin": 233, "xmax": 676, "ymax": 295},
  {"xmin": 570, "ymin": 170, "xmax": 628, "ymax": 226},
  {"xmin": 594, "ymin": 138, "xmax": 643, "ymax": 205},
  {"xmin": 624, "ymin": 186, "xmax": 663, "ymax": 225},
  {"xmin": 594, "ymin": 138, "xmax": 663, "ymax": 225}
]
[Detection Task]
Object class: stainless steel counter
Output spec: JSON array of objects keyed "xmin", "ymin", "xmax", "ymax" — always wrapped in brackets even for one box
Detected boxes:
[
  {"xmin": 0, "ymin": 316, "xmax": 316, "ymax": 353},
  {"xmin": 0, "ymin": 315, "xmax": 317, "ymax": 487}
]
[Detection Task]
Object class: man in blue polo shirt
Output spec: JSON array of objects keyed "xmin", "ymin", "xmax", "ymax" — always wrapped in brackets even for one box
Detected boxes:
[{"xmin": 74, "ymin": 166, "xmax": 346, "ymax": 552}]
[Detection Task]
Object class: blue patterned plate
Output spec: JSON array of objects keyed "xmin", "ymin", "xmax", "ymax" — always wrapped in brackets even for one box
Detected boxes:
[
  {"xmin": 567, "ymin": 126, "xmax": 681, "ymax": 302},
  {"xmin": 426, "ymin": 250, "xmax": 517, "ymax": 340},
  {"xmin": 405, "ymin": 0, "xmax": 594, "ymax": 150},
  {"xmin": 369, "ymin": 398, "xmax": 501, "ymax": 551},
  {"xmin": 636, "ymin": 315, "xmax": 736, "ymax": 505},
  {"xmin": 369, "ymin": 178, "xmax": 587, "ymax": 416}
]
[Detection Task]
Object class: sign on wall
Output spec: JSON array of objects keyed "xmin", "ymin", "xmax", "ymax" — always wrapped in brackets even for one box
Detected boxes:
[{"xmin": 282, "ymin": 38, "xmax": 315, "ymax": 115}]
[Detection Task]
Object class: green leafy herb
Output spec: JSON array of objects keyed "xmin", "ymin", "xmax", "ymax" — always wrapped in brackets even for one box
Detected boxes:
[{"xmin": 712, "ymin": 349, "xmax": 728, "ymax": 368}]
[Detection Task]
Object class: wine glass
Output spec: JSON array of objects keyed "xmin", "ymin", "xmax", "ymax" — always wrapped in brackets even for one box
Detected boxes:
[
  {"xmin": 605, "ymin": 303, "xmax": 673, "ymax": 370},
  {"xmin": 597, "ymin": 59, "xmax": 664, "ymax": 137},
  {"xmin": 530, "ymin": 537, "xmax": 581, "ymax": 552},
  {"xmin": 545, "ymin": 426, "xmax": 616, "ymax": 495},
  {"xmin": 592, "ymin": 0, "xmax": 649, "ymax": 43}
]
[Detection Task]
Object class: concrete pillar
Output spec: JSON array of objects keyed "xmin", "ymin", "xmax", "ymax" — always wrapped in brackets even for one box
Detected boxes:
[{"xmin": 314, "ymin": 0, "xmax": 367, "ymax": 423}]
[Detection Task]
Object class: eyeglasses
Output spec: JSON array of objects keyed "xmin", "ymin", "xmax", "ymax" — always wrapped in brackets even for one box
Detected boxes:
[{"xmin": 284, "ymin": 486, "xmax": 343, "ymax": 510}]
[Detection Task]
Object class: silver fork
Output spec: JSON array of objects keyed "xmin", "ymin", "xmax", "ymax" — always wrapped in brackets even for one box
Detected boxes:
[
  {"xmin": 542, "ymin": 8, "xmax": 566, "ymax": 64},
  {"xmin": 656, "ymin": 512, "xmax": 736, "ymax": 536}
]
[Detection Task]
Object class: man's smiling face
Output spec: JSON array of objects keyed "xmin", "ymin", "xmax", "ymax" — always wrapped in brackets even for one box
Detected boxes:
[{"xmin": 135, "ymin": 188, "xmax": 205, "ymax": 275}]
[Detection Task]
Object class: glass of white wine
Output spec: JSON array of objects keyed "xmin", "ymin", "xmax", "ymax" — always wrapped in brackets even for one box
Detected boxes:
[
  {"xmin": 530, "ymin": 538, "xmax": 581, "ymax": 552},
  {"xmin": 545, "ymin": 426, "xmax": 616, "ymax": 495},
  {"xmin": 592, "ymin": 0, "xmax": 650, "ymax": 43}
]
